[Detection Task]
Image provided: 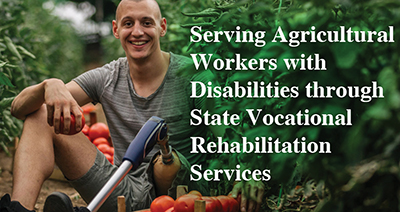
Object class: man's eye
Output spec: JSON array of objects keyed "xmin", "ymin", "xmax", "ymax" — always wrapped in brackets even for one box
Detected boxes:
[
  {"xmin": 144, "ymin": 21, "xmax": 152, "ymax": 26},
  {"xmin": 125, "ymin": 22, "xmax": 133, "ymax": 27}
]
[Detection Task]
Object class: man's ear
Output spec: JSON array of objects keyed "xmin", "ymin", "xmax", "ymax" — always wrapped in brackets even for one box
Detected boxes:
[
  {"xmin": 112, "ymin": 20, "xmax": 120, "ymax": 39},
  {"xmin": 160, "ymin": 18, "xmax": 167, "ymax": 37}
]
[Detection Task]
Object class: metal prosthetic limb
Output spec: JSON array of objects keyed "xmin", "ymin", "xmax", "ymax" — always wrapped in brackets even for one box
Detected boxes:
[
  {"xmin": 157, "ymin": 128, "xmax": 174, "ymax": 165},
  {"xmin": 152, "ymin": 125, "xmax": 182, "ymax": 196},
  {"xmin": 86, "ymin": 116, "xmax": 168, "ymax": 212}
]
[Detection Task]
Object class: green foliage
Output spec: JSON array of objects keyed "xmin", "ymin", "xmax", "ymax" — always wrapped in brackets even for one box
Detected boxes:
[
  {"xmin": 183, "ymin": 0, "xmax": 400, "ymax": 211},
  {"xmin": 0, "ymin": 0, "xmax": 84, "ymax": 153}
]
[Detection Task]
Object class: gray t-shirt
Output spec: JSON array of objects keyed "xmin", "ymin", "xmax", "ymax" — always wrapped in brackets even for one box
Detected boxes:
[{"xmin": 73, "ymin": 53, "xmax": 209, "ymax": 167}]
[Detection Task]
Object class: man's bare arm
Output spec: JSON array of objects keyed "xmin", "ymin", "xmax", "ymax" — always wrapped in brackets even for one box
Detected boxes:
[
  {"xmin": 11, "ymin": 79, "xmax": 51, "ymax": 120},
  {"xmin": 11, "ymin": 78, "xmax": 92, "ymax": 134}
]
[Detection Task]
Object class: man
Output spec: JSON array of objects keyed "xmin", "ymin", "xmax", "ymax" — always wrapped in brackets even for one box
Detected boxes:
[{"xmin": 0, "ymin": 0, "xmax": 264, "ymax": 211}]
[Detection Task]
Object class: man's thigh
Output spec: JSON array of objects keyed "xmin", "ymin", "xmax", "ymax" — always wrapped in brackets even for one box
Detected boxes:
[{"xmin": 19, "ymin": 104, "xmax": 97, "ymax": 181}]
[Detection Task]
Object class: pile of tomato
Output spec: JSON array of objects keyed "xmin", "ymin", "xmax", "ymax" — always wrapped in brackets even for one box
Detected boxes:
[
  {"xmin": 148, "ymin": 190, "xmax": 239, "ymax": 212},
  {"xmin": 82, "ymin": 121, "xmax": 114, "ymax": 164}
]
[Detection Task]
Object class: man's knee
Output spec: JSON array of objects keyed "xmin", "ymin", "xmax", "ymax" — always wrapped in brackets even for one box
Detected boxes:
[{"xmin": 23, "ymin": 104, "xmax": 49, "ymax": 128}]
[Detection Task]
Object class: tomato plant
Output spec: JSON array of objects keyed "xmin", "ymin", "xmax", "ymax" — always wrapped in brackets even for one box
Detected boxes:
[
  {"xmin": 182, "ymin": 0, "xmax": 400, "ymax": 211},
  {"xmin": 150, "ymin": 195, "xmax": 175, "ymax": 212},
  {"xmin": 0, "ymin": 0, "xmax": 83, "ymax": 154}
]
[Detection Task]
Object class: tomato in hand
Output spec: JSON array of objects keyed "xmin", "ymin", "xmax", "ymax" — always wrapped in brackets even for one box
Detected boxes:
[
  {"xmin": 174, "ymin": 194, "xmax": 201, "ymax": 212},
  {"xmin": 150, "ymin": 195, "xmax": 175, "ymax": 212},
  {"xmin": 59, "ymin": 113, "xmax": 85, "ymax": 135}
]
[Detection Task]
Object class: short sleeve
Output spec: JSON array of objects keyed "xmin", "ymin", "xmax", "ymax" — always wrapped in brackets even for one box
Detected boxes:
[{"xmin": 72, "ymin": 63, "xmax": 113, "ymax": 104}]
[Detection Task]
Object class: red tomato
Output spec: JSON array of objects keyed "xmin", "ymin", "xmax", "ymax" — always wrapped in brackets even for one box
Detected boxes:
[
  {"xmin": 97, "ymin": 144, "xmax": 113, "ymax": 155},
  {"xmin": 93, "ymin": 137, "xmax": 109, "ymax": 147},
  {"xmin": 150, "ymin": 195, "xmax": 175, "ymax": 212},
  {"xmin": 109, "ymin": 147, "xmax": 114, "ymax": 155},
  {"xmin": 82, "ymin": 104, "xmax": 96, "ymax": 114},
  {"xmin": 188, "ymin": 190, "xmax": 202, "ymax": 197},
  {"xmin": 59, "ymin": 113, "xmax": 85, "ymax": 135},
  {"xmin": 174, "ymin": 194, "xmax": 201, "ymax": 212},
  {"xmin": 81, "ymin": 124, "xmax": 90, "ymax": 135},
  {"xmin": 165, "ymin": 207, "xmax": 174, "ymax": 212},
  {"xmin": 202, "ymin": 197, "xmax": 222, "ymax": 212},
  {"xmin": 88, "ymin": 122, "xmax": 110, "ymax": 141},
  {"xmin": 217, "ymin": 195, "xmax": 239, "ymax": 212},
  {"xmin": 104, "ymin": 153, "xmax": 113, "ymax": 164}
]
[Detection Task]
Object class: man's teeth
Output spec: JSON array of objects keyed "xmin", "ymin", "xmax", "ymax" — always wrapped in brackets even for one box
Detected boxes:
[{"xmin": 130, "ymin": 41, "xmax": 147, "ymax": 45}]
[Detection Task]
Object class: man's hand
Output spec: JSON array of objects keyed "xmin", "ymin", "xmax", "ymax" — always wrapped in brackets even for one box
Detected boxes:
[
  {"xmin": 43, "ymin": 79, "xmax": 83, "ymax": 134},
  {"xmin": 230, "ymin": 180, "xmax": 265, "ymax": 212}
]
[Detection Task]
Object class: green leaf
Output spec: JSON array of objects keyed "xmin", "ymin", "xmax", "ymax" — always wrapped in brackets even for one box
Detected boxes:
[
  {"xmin": 0, "ymin": 97, "xmax": 14, "ymax": 108},
  {"xmin": 16, "ymin": 46, "xmax": 36, "ymax": 59},
  {"xmin": 182, "ymin": 8, "xmax": 221, "ymax": 18},
  {"xmin": 3, "ymin": 36, "xmax": 22, "ymax": 61},
  {"xmin": 0, "ymin": 43, "xmax": 6, "ymax": 51},
  {"xmin": 181, "ymin": 22, "xmax": 214, "ymax": 28},
  {"xmin": 0, "ymin": 61, "xmax": 7, "ymax": 68},
  {"xmin": 0, "ymin": 142, "xmax": 11, "ymax": 157},
  {"xmin": 331, "ymin": 43, "xmax": 359, "ymax": 69},
  {"xmin": 0, "ymin": 71, "xmax": 14, "ymax": 87},
  {"xmin": 0, "ymin": 24, "xmax": 12, "ymax": 32}
]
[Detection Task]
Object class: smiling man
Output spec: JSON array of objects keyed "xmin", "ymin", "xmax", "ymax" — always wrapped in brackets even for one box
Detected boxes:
[{"xmin": 0, "ymin": 0, "xmax": 264, "ymax": 212}]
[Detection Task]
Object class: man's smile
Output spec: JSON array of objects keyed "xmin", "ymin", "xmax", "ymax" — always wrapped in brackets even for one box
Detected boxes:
[{"xmin": 129, "ymin": 41, "xmax": 148, "ymax": 46}]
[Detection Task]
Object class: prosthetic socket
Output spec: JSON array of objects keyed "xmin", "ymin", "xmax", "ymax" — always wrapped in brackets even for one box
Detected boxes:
[{"xmin": 153, "ymin": 130, "xmax": 181, "ymax": 196}]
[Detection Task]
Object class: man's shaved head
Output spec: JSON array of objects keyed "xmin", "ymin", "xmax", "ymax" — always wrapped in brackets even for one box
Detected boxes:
[{"xmin": 115, "ymin": 0, "xmax": 162, "ymax": 22}]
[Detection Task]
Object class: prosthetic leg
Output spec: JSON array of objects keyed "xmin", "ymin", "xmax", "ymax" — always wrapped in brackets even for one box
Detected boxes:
[
  {"xmin": 44, "ymin": 116, "xmax": 168, "ymax": 212},
  {"xmin": 152, "ymin": 132, "xmax": 182, "ymax": 196}
]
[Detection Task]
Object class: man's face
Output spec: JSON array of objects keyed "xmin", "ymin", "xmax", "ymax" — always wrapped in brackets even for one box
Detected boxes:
[{"xmin": 112, "ymin": 0, "xmax": 166, "ymax": 60}]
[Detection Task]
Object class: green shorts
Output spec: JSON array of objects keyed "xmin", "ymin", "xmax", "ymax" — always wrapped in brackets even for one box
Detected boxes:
[{"xmin": 69, "ymin": 149, "xmax": 209, "ymax": 212}]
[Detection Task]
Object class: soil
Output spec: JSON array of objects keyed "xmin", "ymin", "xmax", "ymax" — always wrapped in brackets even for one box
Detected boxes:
[{"xmin": 0, "ymin": 150, "xmax": 86, "ymax": 211}]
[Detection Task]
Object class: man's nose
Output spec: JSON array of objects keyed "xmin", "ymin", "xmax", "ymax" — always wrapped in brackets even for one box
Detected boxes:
[{"xmin": 131, "ymin": 23, "xmax": 144, "ymax": 36}]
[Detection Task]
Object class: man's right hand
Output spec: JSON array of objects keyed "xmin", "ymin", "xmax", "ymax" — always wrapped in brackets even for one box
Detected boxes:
[
  {"xmin": 11, "ymin": 78, "xmax": 86, "ymax": 135},
  {"xmin": 43, "ymin": 79, "xmax": 83, "ymax": 134}
]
